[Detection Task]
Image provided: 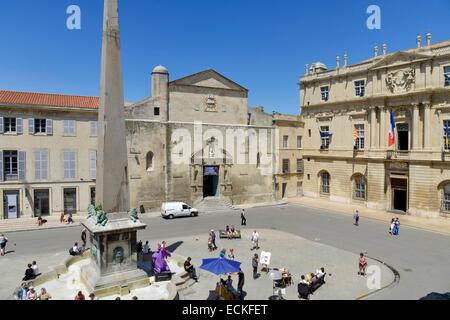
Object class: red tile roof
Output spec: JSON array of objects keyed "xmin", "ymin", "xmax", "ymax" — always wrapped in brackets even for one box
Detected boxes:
[{"xmin": 0, "ymin": 90, "xmax": 99, "ymax": 109}]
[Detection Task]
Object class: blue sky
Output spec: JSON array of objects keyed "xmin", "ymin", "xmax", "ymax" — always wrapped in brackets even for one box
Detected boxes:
[{"xmin": 0, "ymin": 0, "xmax": 449, "ymax": 115}]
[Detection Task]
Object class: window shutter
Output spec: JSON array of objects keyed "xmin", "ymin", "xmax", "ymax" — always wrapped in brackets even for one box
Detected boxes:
[
  {"xmin": 29, "ymin": 118, "xmax": 35, "ymax": 135},
  {"xmin": 0, "ymin": 151, "xmax": 3, "ymax": 182},
  {"xmin": 42, "ymin": 150, "xmax": 48, "ymax": 180},
  {"xmin": 16, "ymin": 118, "xmax": 23, "ymax": 135},
  {"xmin": 0, "ymin": 117, "xmax": 3, "ymax": 133},
  {"xmin": 18, "ymin": 151, "xmax": 26, "ymax": 181},
  {"xmin": 46, "ymin": 119, "xmax": 53, "ymax": 135}
]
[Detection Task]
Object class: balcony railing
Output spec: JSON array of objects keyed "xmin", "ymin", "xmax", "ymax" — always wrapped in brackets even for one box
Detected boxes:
[{"xmin": 386, "ymin": 150, "xmax": 410, "ymax": 160}]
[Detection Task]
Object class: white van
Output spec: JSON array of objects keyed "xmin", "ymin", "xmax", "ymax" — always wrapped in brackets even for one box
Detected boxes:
[{"xmin": 161, "ymin": 202, "xmax": 199, "ymax": 219}]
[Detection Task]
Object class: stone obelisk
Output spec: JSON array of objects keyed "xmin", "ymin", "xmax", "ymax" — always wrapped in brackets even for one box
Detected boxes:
[{"xmin": 96, "ymin": 0, "xmax": 130, "ymax": 213}]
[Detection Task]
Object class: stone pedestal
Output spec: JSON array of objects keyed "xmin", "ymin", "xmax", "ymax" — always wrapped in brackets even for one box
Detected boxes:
[{"xmin": 80, "ymin": 212, "xmax": 149, "ymax": 293}]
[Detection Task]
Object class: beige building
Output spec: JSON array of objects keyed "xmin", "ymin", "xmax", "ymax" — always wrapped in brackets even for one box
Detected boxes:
[
  {"xmin": 300, "ymin": 34, "xmax": 450, "ymax": 218},
  {"xmin": 0, "ymin": 67, "xmax": 304, "ymax": 219},
  {"xmin": 273, "ymin": 114, "xmax": 304, "ymax": 199}
]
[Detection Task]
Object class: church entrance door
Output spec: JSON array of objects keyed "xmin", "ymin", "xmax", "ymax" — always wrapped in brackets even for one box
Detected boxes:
[{"xmin": 203, "ymin": 166, "xmax": 220, "ymax": 197}]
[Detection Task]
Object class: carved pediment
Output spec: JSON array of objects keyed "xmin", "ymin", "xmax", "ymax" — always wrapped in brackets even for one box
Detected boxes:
[
  {"xmin": 386, "ymin": 68, "xmax": 416, "ymax": 94},
  {"xmin": 170, "ymin": 69, "xmax": 248, "ymax": 92},
  {"xmin": 369, "ymin": 51, "xmax": 431, "ymax": 70}
]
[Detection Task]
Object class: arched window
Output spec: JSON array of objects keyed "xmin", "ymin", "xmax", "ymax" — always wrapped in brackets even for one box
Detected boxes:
[
  {"xmin": 354, "ymin": 175, "xmax": 366, "ymax": 200},
  {"xmin": 320, "ymin": 171, "xmax": 330, "ymax": 194},
  {"xmin": 442, "ymin": 183, "xmax": 450, "ymax": 212},
  {"xmin": 146, "ymin": 152, "xmax": 154, "ymax": 171}
]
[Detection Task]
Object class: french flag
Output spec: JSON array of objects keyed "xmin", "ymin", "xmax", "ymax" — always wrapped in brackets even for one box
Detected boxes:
[{"xmin": 388, "ymin": 110, "xmax": 396, "ymax": 147}]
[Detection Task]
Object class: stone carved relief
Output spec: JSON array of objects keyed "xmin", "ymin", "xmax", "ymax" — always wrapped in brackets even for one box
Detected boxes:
[
  {"xmin": 386, "ymin": 68, "xmax": 415, "ymax": 93},
  {"xmin": 205, "ymin": 95, "xmax": 218, "ymax": 112}
]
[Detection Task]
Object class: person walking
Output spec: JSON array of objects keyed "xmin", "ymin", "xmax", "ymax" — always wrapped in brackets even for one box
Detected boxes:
[
  {"xmin": 251, "ymin": 230, "xmax": 259, "ymax": 250},
  {"xmin": 389, "ymin": 218, "xmax": 395, "ymax": 235},
  {"xmin": 353, "ymin": 210, "xmax": 360, "ymax": 226},
  {"xmin": 241, "ymin": 209, "xmax": 247, "ymax": 226},
  {"xmin": 143, "ymin": 241, "xmax": 150, "ymax": 255},
  {"xmin": 393, "ymin": 218, "xmax": 400, "ymax": 236},
  {"xmin": 81, "ymin": 229, "xmax": 87, "ymax": 248},
  {"xmin": 210, "ymin": 230, "xmax": 217, "ymax": 251},
  {"xmin": 358, "ymin": 253, "xmax": 368, "ymax": 276},
  {"xmin": 0, "ymin": 234, "xmax": 8, "ymax": 256},
  {"xmin": 252, "ymin": 254, "xmax": 259, "ymax": 279},
  {"xmin": 237, "ymin": 268, "xmax": 245, "ymax": 299},
  {"xmin": 67, "ymin": 212, "xmax": 74, "ymax": 224}
]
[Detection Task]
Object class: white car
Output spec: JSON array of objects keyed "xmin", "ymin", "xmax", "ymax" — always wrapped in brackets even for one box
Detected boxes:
[{"xmin": 161, "ymin": 202, "xmax": 199, "ymax": 219}]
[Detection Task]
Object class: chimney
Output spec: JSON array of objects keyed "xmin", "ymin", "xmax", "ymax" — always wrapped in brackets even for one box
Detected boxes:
[
  {"xmin": 336, "ymin": 55, "xmax": 341, "ymax": 69},
  {"xmin": 426, "ymin": 32, "xmax": 432, "ymax": 47},
  {"xmin": 343, "ymin": 53, "xmax": 348, "ymax": 68},
  {"xmin": 382, "ymin": 42, "xmax": 387, "ymax": 55},
  {"xmin": 416, "ymin": 34, "xmax": 422, "ymax": 48},
  {"xmin": 374, "ymin": 44, "xmax": 379, "ymax": 57},
  {"xmin": 305, "ymin": 64, "xmax": 309, "ymax": 76}
]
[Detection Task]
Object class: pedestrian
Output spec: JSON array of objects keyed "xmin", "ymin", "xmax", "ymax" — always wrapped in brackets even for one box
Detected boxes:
[
  {"xmin": 237, "ymin": 268, "xmax": 245, "ymax": 298},
  {"xmin": 353, "ymin": 210, "xmax": 360, "ymax": 226},
  {"xmin": 393, "ymin": 218, "xmax": 400, "ymax": 236},
  {"xmin": 241, "ymin": 209, "xmax": 247, "ymax": 226},
  {"xmin": 67, "ymin": 212, "xmax": 74, "ymax": 224},
  {"xmin": 251, "ymin": 230, "xmax": 259, "ymax": 250},
  {"xmin": 31, "ymin": 261, "xmax": 40, "ymax": 277},
  {"xmin": 252, "ymin": 253, "xmax": 259, "ymax": 279},
  {"xmin": 89, "ymin": 293, "xmax": 96, "ymax": 300},
  {"xmin": 23, "ymin": 263, "xmax": 35, "ymax": 281},
  {"xmin": 60, "ymin": 212, "xmax": 66, "ymax": 223},
  {"xmin": 389, "ymin": 218, "xmax": 395, "ymax": 235},
  {"xmin": 228, "ymin": 248, "xmax": 235, "ymax": 260},
  {"xmin": 143, "ymin": 241, "xmax": 150, "ymax": 255},
  {"xmin": 358, "ymin": 253, "xmax": 368, "ymax": 276},
  {"xmin": 210, "ymin": 230, "xmax": 217, "ymax": 250},
  {"xmin": 136, "ymin": 240, "xmax": 143, "ymax": 260},
  {"xmin": 38, "ymin": 288, "xmax": 52, "ymax": 300},
  {"xmin": 207, "ymin": 235, "xmax": 213, "ymax": 252},
  {"xmin": 0, "ymin": 234, "xmax": 8, "ymax": 256},
  {"xmin": 81, "ymin": 229, "xmax": 87, "ymax": 248},
  {"xmin": 74, "ymin": 291, "xmax": 85, "ymax": 300}
]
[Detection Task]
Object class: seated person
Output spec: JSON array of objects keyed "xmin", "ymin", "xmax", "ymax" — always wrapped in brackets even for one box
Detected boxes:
[
  {"xmin": 23, "ymin": 264, "xmax": 35, "ymax": 281},
  {"xmin": 230, "ymin": 225, "xmax": 236, "ymax": 234},
  {"xmin": 299, "ymin": 275, "xmax": 310, "ymax": 286},
  {"xmin": 225, "ymin": 275, "xmax": 237, "ymax": 296},
  {"xmin": 315, "ymin": 267, "xmax": 326, "ymax": 280},
  {"xmin": 226, "ymin": 226, "xmax": 232, "ymax": 239},
  {"xmin": 305, "ymin": 273, "xmax": 314, "ymax": 284},
  {"xmin": 69, "ymin": 242, "xmax": 82, "ymax": 256},
  {"xmin": 219, "ymin": 249, "xmax": 226, "ymax": 259},
  {"xmin": 183, "ymin": 257, "xmax": 198, "ymax": 281}
]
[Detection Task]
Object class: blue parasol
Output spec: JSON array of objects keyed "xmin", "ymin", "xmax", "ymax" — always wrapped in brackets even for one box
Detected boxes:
[{"xmin": 199, "ymin": 258, "xmax": 241, "ymax": 275}]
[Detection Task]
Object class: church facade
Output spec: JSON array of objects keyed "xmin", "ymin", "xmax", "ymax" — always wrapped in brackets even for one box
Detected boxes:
[{"xmin": 300, "ymin": 35, "xmax": 450, "ymax": 218}]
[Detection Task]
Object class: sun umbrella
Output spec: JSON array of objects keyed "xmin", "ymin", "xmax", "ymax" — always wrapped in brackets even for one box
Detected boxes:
[{"xmin": 199, "ymin": 258, "xmax": 241, "ymax": 275}]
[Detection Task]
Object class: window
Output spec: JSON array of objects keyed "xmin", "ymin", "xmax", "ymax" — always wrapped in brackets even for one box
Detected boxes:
[
  {"xmin": 146, "ymin": 151, "xmax": 154, "ymax": 171},
  {"xmin": 283, "ymin": 136, "xmax": 289, "ymax": 149},
  {"xmin": 444, "ymin": 120, "xmax": 450, "ymax": 151},
  {"xmin": 321, "ymin": 86, "xmax": 329, "ymax": 101},
  {"xmin": 256, "ymin": 153, "xmax": 261, "ymax": 168},
  {"xmin": 63, "ymin": 188, "xmax": 77, "ymax": 214},
  {"xmin": 354, "ymin": 176, "xmax": 366, "ymax": 200},
  {"xmin": 354, "ymin": 124, "xmax": 365, "ymax": 150},
  {"xmin": 154, "ymin": 107, "xmax": 160, "ymax": 116},
  {"xmin": 34, "ymin": 119, "xmax": 47, "ymax": 134},
  {"xmin": 3, "ymin": 151, "xmax": 18, "ymax": 181},
  {"xmin": 282, "ymin": 159, "xmax": 290, "ymax": 174},
  {"xmin": 296, "ymin": 159, "xmax": 303, "ymax": 173},
  {"xmin": 90, "ymin": 121, "xmax": 98, "ymax": 137},
  {"xmin": 34, "ymin": 150, "xmax": 48, "ymax": 180},
  {"xmin": 90, "ymin": 187, "xmax": 96, "ymax": 206},
  {"xmin": 320, "ymin": 126, "xmax": 330, "ymax": 149},
  {"xmin": 297, "ymin": 136, "xmax": 303, "ymax": 149},
  {"xmin": 90, "ymin": 150, "xmax": 97, "ymax": 180},
  {"xmin": 443, "ymin": 184, "xmax": 450, "ymax": 212},
  {"xmin": 444, "ymin": 66, "xmax": 450, "ymax": 87},
  {"xmin": 63, "ymin": 120, "xmax": 76, "ymax": 136},
  {"xmin": 4, "ymin": 118, "xmax": 16, "ymax": 133},
  {"xmin": 321, "ymin": 172, "xmax": 330, "ymax": 194},
  {"xmin": 355, "ymin": 80, "xmax": 365, "ymax": 97},
  {"xmin": 63, "ymin": 150, "xmax": 76, "ymax": 180}
]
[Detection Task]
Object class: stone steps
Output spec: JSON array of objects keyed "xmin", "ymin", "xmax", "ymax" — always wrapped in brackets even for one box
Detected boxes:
[{"xmin": 195, "ymin": 197, "xmax": 235, "ymax": 213}]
